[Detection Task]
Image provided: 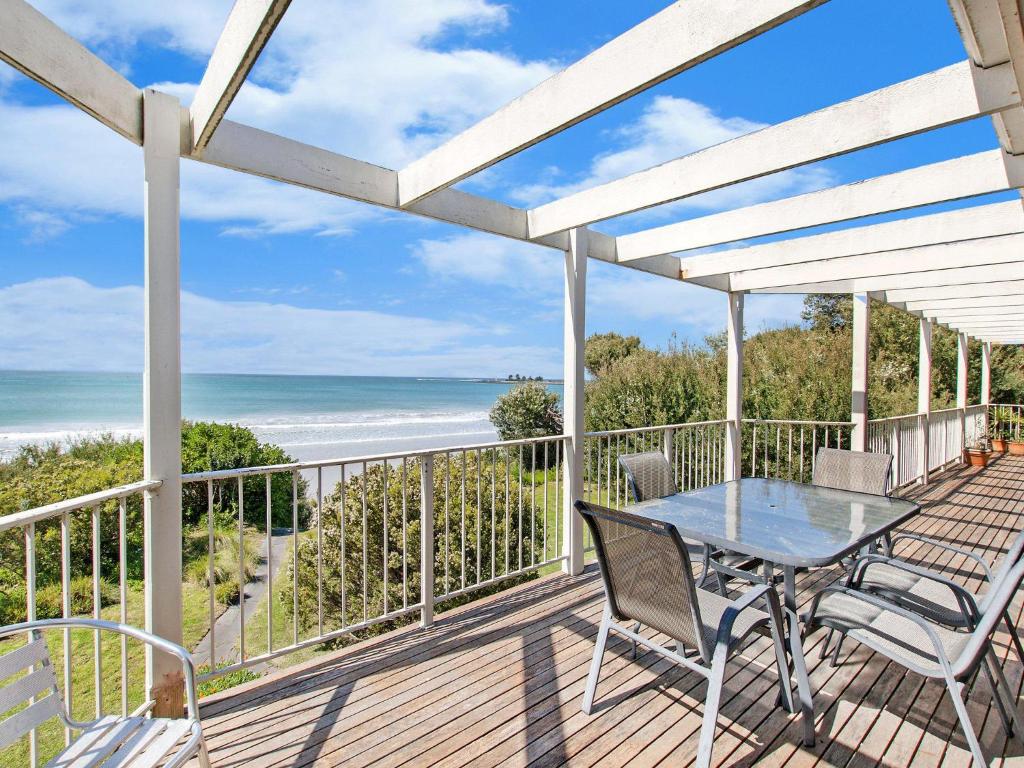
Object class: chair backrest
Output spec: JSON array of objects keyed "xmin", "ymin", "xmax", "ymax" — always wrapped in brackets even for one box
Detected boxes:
[
  {"xmin": 576, "ymin": 499, "xmax": 710, "ymax": 660},
  {"xmin": 618, "ymin": 451, "xmax": 678, "ymax": 503},
  {"xmin": 0, "ymin": 634, "xmax": 63, "ymax": 750},
  {"xmin": 954, "ymin": 554, "xmax": 1024, "ymax": 678},
  {"xmin": 812, "ymin": 448, "xmax": 893, "ymax": 496},
  {"xmin": 980, "ymin": 527, "xmax": 1024, "ymax": 612}
]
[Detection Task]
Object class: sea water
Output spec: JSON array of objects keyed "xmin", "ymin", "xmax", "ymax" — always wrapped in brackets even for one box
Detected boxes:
[{"xmin": 0, "ymin": 371, "xmax": 563, "ymax": 462}]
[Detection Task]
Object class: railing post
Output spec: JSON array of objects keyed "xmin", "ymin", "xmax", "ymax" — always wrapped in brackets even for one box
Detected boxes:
[
  {"xmin": 918, "ymin": 318, "xmax": 932, "ymax": 484},
  {"xmin": 661, "ymin": 427, "xmax": 674, "ymax": 472},
  {"xmin": 957, "ymin": 331, "xmax": 969, "ymax": 459},
  {"xmin": 142, "ymin": 89, "xmax": 184, "ymax": 717},
  {"xmin": 851, "ymin": 292, "xmax": 870, "ymax": 451},
  {"xmin": 981, "ymin": 342, "xmax": 992, "ymax": 438},
  {"xmin": 725, "ymin": 292, "xmax": 744, "ymax": 480},
  {"xmin": 562, "ymin": 228, "xmax": 587, "ymax": 576},
  {"xmin": 420, "ymin": 453, "xmax": 434, "ymax": 627}
]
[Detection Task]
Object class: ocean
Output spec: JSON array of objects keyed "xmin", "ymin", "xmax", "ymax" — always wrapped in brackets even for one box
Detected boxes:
[{"xmin": 0, "ymin": 371, "xmax": 563, "ymax": 462}]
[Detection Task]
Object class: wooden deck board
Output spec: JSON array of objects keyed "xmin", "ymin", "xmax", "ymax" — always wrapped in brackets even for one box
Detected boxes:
[{"xmin": 194, "ymin": 456, "xmax": 1024, "ymax": 767}]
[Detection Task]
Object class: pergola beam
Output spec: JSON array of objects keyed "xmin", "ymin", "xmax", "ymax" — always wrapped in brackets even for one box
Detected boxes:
[
  {"xmin": 753, "ymin": 262, "xmax": 1024, "ymax": 293},
  {"xmin": 396, "ymin": 0, "xmax": 827, "ymax": 206},
  {"xmin": 730, "ymin": 233, "xmax": 1024, "ymax": 291},
  {"xmin": 883, "ymin": 281, "xmax": 1024, "ymax": 302},
  {"xmin": 199, "ymin": 121, "xmax": 682, "ymax": 279},
  {"xmin": 528, "ymin": 59, "xmax": 1020, "ymax": 238},
  {"xmin": 904, "ymin": 295, "xmax": 1024, "ymax": 311},
  {"xmin": 0, "ymin": 0, "xmax": 142, "ymax": 142},
  {"xmin": 189, "ymin": 0, "xmax": 291, "ymax": 153},
  {"xmin": 617, "ymin": 150, "xmax": 1024, "ymax": 261},
  {"xmin": 678, "ymin": 200, "xmax": 1024, "ymax": 280}
]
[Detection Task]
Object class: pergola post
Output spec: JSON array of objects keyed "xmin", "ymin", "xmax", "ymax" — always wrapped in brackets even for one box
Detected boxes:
[
  {"xmin": 142, "ymin": 89, "xmax": 184, "ymax": 716},
  {"xmin": 981, "ymin": 340, "xmax": 992, "ymax": 405},
  {"xmin": 957, "ymin": 331, "xmax": 969, "ymax": 452},
  {"xmin": 725, "ymin": 292, "xmax": 744, "ymax": 481},
  {"xmin": 562, "ymin": 228, "xmax": 587, "ymax": 576},
  {"xmin": 918, "ymin": 318, "xmax": 933, "ymax": 484},
  {"xmin": 851, "ymin": 292, "xmax": 870, "ymax": 451}
]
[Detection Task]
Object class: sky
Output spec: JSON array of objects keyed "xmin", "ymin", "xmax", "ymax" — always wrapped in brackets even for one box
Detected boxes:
[{"xmin": 0, "ymin": 0, "xmax": 1011, "ymax": 378}]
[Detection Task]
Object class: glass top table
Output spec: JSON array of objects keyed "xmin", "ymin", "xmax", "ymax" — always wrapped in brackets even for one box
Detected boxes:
[
  {"xmin": 628, "ymin": 477, "xmax": 920, "ymax": 569},
  {"xmin": 626, "ymin": 477, "xmax": 920, "ymax": 747}
]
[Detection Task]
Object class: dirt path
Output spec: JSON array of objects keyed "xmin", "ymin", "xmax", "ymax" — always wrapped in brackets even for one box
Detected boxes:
[{"xmin": 192, "ymin": 528, "xmax": 292, "ymax": 669}]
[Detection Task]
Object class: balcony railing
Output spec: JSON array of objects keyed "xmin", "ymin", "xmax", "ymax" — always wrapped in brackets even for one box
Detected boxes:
[{"xmin": 1, "ymin": 404, "xmax": 1005, "ymax": 766}]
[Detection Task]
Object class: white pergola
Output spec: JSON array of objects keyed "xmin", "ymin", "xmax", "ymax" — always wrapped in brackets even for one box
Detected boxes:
[{"xmin": 2, "ymin": 0, "xmax": 1022, "ymax": 710}]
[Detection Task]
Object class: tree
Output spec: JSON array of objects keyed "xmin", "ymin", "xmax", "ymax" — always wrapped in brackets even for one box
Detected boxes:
[
  {"xmin": 584, "ymin": 332, "xmax": 643, "ymax": 376},
  {"xmin": 490, "ymin": 382, "xmax": 563, "ymax": 441}
]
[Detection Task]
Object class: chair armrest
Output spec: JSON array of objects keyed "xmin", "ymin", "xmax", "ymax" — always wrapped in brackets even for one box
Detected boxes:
[
  {"xmin": 851, "ymin": 557, "xmax": 981, "ymax": 623},
  {"xmin": 807, "ymin": 585, "xmax": 951, "ymax": 669},
  {"xmin": 0, "ymin": 618, "xmax": 201, "ymax": 721},
  {"xmin": 890, "ymin": 533, "xmax": 994, "ymax": 582},
  {"xmin": 715, "ymin": 584, "xmax": 772, "ymax": 650}
]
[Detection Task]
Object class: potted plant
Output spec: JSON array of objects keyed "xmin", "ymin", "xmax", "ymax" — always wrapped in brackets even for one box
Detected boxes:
[
  {"xmin": 1009, "ymin": 409, "xmax": 1024, "ymax": 456},
  {"xmin": 964, "ymin": 438, "xmax": 992, "ymax": 467},
  {"xmin": 991, "ymin": 406, "xmax": 1011, "ymax": 452}
]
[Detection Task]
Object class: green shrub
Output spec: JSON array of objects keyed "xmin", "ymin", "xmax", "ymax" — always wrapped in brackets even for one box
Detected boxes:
[{"xmin": 0, "ymin": 576, "xmax": 118, "ymax": 625}]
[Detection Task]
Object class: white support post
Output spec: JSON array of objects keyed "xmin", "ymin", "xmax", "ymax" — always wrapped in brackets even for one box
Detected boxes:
[
  {"xmin": 982, "ymin": 340, "xmax": 992, "ymax": 440},
  {"xmin": 562, "ymin": 228, "xmax": 587, "ymax": 576},
  {"xmin": 725, "ymin": 292, "xmax": 744, "ymax": 481},
  {"xmin": 142, "ymin": 89, "xmax": 184, "ymax": 717},
  {"xmin": 918, "ymin": 318, "xmax": 933, "ymax": 484},
  {"xmin": 851, "ymin": 292, "xmax": 870, "ymax": 451},
  {"xmin": 957, "ymin": 331, "xmax": 969, "ymax": 453},
  {"xmin": 420, "ymin": 454, "xmax": 434, "ymax": 628}
]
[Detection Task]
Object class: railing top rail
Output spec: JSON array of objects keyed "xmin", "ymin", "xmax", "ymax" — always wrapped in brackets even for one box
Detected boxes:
[
  {"xmin": 742, "ymin": 418, "xmax": 855, "ymax": 427},
  {"xmin": 0, "ymin": 479, "xmax": 162, "ymax": 532},
  {"xmin": 867, "ymin": 412, "xmax": 922, "ymax": 425},
  {"xmin": 181, "ymin": 433, "xmax": 568, "ymax": 482},
  {"xmin": 583, "ymin": 419, "xmax": 727, "ymax": 437}
]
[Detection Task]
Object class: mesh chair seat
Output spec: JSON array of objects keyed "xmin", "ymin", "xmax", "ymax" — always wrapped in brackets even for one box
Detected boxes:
[
  {"xmin": 813, "ymin": 448, "xmax": 893, "ymax": 496},
  {"xmin": 857, "ymin": 561, "xmax": 978, "ymax": 627},
  {"xmin": 810, "ymin": 589, "xmax": 971, "ymax": 675}
]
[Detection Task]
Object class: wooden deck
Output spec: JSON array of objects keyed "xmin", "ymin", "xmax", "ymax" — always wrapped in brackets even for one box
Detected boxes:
[{"xmin": 194, "ymin": 456, "xmax": 1024, "ymax": 767}]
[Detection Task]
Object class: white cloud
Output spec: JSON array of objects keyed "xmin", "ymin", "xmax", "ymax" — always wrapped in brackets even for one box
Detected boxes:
[
  {"xmin": 0, "ymin": 100, "xmax": 374, "ymax": 236},
  {"xmin": 511, "ymin": 96, "xmax": 837, "ymax": 221},
  {"xmin": 0, "ymin": 277, "xmax": 563, "ymax": 377},
  {"xmin": 0, "ymin": 1, "xmax": 558, "ymax": 238},
  {"xmin": 412, "ymin": 231, "xmax": 805, "ymax": 336}
]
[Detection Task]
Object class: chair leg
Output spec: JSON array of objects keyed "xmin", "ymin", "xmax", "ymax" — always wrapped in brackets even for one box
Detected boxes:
[
  {"xmin": 582, "ymin": 604, "xmax": 612, "ymax": 715},
  {"xmin": 696, "ymin": 651, "xmax": 728, "ymax": 768},
  {"xmin": 819, "ymin": 629, "xmax": 834, "ymax": 661},
  {"xmin": 715, "ymin": 568, "xmax": 729, "ymax": 597},
  {"xmin": 981, "ymin": 655, "xmax": 1015, "ymax": 735},
  {"xmin": 696, "ymin": 545, "xmax": 712, "ymax": 588},
  {"xmin": 1004, "ymin": 611, "xmax": 1024, "ymax": 669},
  {"xmin": 767, "ymin": 616, "xmax": 795, "ymax": 713},
  {"xmin": 987, "ymin": 647, "xmax": 1024, "ymax": 738},
  {"xmin": 630, "ymin": 621, "xmax": 641, "ymax": 659},
  {"xmin": 829, "ymin": 634, "xmax": 845, "ymax": 668},
  {"xmin": 197, "ymin": 740, "xmax": 213, "ymax": 768},
  {"xmin": 945, "ymin": 675, "xmax": 988, "ymax": 767}
]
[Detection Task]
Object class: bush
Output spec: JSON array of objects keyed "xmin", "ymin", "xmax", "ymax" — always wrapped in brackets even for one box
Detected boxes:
[
  {"xmin": 280, "ymin": 453, "xmax": 544, "ymax": 637},
  {"xmin": 490, "ymin": 383, "xmax": 562, "ymax": 469},
  {"xmin": 182, "ymin": 526, "xmax": 261, "ymax": 606}
]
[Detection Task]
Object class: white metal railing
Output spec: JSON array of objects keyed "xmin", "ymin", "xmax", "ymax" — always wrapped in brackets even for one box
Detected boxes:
[
  {"xmin": 991, "ymin": 403, "xmax": 1024, "ymax": 441},
  {"xmin": 743, "ymin": 419, "xmax": 854, "ymax": 484},
  {"xmin": 179, "ymin": 434, "xmax": 567, "ymax": 681},
  {"xmin": 0, "ymin": 480, "xmax": 161, "ymax": 765},
  {"xmin": 867, "ymin": 413, "xmax": 924, "ymax": 490}
]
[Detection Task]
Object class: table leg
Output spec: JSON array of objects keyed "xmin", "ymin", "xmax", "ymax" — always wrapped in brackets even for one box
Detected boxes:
[{"xmin": 784, "ymin": 565, "xmax": 816, "ymax": 748}]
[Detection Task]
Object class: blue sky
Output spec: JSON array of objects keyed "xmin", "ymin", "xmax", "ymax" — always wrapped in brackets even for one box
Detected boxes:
[{"xmin": 0, "ymin": 0, "xmax": 1008, "ymax": 377}]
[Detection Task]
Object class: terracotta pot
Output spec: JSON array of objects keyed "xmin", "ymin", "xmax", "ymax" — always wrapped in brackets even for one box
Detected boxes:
[
  {"xmin": 1010, "ymin": 441, "xmax": 1024, "ymax": 456},
  {"xmin": 992, "ymin": 438, "xmax": 1009, "ymax": 453},
  {"xmin": 964, "ymin": 449, "xmax": 990, "ymax": 468}
]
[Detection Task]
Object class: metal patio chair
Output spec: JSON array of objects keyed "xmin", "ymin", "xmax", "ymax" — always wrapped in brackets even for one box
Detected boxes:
[
  {"xmin": 806, "ymin": 555, "xmax": 1024, "ymax": 767},
  {"xmin": 837, "ymin": 527, "xmax": 1024, "ymax": 668},
  {"xmin": 812, "ymin": 447, "xmax": 894, "ymax": 496},
  {"xmin": 576, "ymin": 499, "xmax": 799, "ymax": 768},
  {"xmin": 0, "ymin": 618, "xmax": 210, "ymax": 768},
  {"xmin": 618, "ymin": 452, "xmax": 757, "ymax": 592}
]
